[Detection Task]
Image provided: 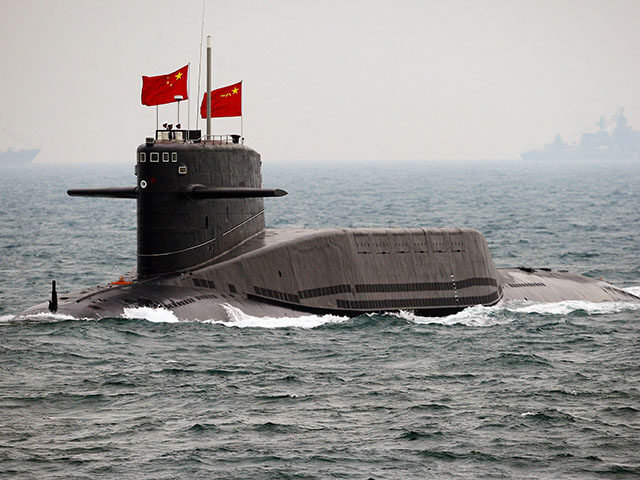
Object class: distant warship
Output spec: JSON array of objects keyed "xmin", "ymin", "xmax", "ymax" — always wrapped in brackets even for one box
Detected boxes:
[
  {"xmin": 21, "ymin": 46, "xmax": 640, "ymax": 321},
  {"xmin": 0, "ymin": 147, "xmax": 39, "ymax": 165},
  {"xmin": 522, "ymin": 109, "xmax": 640, "ymax": 161},
  {"xmin": 1, "ymin": 128, "xmax": 40, "ymax": 165}
]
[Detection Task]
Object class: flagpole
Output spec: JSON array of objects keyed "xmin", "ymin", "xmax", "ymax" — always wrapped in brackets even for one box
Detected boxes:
[
  {"xmin": 187, "ymin": 62, "xmax": 191, "ymax": 134},
  {"xmin": 241, "ymin": 80, "xmax": 244, "ymax": 143},
  {"xmin": 156, "ymin": 105, "xmax": 158, "ymax": 131}
]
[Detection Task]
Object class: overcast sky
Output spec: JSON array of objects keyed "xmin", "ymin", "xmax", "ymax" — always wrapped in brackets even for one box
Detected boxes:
[{"xmin": 1, "ymin": 0, "xmax": 639, "ymax": 164}]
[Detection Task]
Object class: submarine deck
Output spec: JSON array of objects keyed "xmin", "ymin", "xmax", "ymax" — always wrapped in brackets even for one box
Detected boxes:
[
  {"xmin": 199, "ymin": 229, "xmax": 639, "ymax": 306},
  {"xmin": 499, "ymin": 267, "xmax": 638, "ymax": 303}
]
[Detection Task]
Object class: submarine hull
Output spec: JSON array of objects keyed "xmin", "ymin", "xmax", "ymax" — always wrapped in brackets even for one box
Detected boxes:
[
  {"xmin": 20, "ymin": 134, "xmax": 639, "ymax": 322},
  {"xmin": 21, "ymin": 227, "xmax": 639, "ymax": 321}
]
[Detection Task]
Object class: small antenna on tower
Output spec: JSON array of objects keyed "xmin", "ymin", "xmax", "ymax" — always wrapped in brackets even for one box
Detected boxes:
[
  {"xmin": 206, "ymin": 35, "xmax": 212, "ymax": 140},
  {"xmin": 196, "ymin": 2, "xmax": 205, "ymax": 133}
]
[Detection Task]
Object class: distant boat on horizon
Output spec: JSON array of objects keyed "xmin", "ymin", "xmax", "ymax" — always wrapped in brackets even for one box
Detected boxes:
[
  {"xmin": 0, "ymin": 147, "xmax": 40, "ymax": 165},
  {"xmin": 521, "ymin": 109, "xmax": 640, "ymax": 161}
]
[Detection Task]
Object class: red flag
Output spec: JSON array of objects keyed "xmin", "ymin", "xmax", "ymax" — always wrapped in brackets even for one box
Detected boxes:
[
  {"xmin": 200, "ymin": 81, "xmax": 242, "ymax": 118},
  {"xmin": 141, "ymin": 65, "xmax": 189, "ymax": 106}
]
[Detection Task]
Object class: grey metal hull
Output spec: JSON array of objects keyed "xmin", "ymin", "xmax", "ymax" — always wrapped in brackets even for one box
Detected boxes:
[
  {"xmin": 21, "ymin": 227, "xmax": 639, "ymax": 321},
  {"xmin": 20, "ymin": 134, "xmax": 639, "ymax": 322},
  {"xmin": 499, "ymin": 268, "xmax": 637, "ymax": 303}
]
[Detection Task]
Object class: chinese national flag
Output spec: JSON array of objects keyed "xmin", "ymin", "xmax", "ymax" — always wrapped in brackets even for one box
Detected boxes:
[
  {"xmin": 141, "ymin": 65, "xmax": 189, "ymax": 106},
  {"xmin": 200, "ymin": 81, "xmax": 242, "ymax": 118}
]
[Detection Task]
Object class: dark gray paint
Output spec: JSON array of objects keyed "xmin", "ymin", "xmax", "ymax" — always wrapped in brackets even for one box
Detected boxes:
[{"xmin": 21, "ymin": 137, "xmax": 640, "ymax": 320}]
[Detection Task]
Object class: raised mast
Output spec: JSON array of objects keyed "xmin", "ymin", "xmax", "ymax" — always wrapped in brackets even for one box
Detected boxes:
[{"xmin": 206, "ymin": 35, "xmax": 212, "ymax": 139}]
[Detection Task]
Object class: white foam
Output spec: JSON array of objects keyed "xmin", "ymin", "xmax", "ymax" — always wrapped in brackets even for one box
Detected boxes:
[
  {"xmin": 122, "ymin": 306, "xmax": 180, "ymax": 323},
  {"xmin": 214, "ymin": 294, "xmax": 640, "ymax": 329},
  {"xmin": 213, "ymin": 303, "xmax": 349, "ymax": 329},
  {"xmin": 624, "ymin": 286, "xmax": 640, "ymax": 297},
  {"xmin": 18, "ymin": 312, "xmax": 77, "ymax": 321},
  {"xmin": 390, "ymin": 295, "xmax": 640, "ymax": 327},
  {"xmin": 394, "ymin": 303, "xmax": 509, "ymax": 327},
  {"xmin": 0, "ymin": 314, "xmax": 16, "ymax": 322},
  {"xmin": 504, "ymin": 299, "xmax": 640, "ymax": 315}
]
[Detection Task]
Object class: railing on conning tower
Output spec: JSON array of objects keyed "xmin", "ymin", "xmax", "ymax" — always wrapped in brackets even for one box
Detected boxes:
[
  {"xmin": 204, "ymin": 134, "xmax": 244, "ymax": 145},
  {"xmin": 155, "ymin": 130, "xmax": 243, "ymax": 144}
]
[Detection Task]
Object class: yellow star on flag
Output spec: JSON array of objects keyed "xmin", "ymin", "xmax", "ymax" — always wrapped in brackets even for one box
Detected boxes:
[
  {"xmin": 141, "ymin": 64, "xmax": 189, "ymax": 106},
  {"xmin": 232, "ymin": 87, "xmax": 239, "ymax": 94}
]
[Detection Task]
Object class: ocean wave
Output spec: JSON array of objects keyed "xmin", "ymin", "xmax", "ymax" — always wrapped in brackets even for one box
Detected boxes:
[
  {"xmin": 122, "ymin": 306, "xmax": 179, "ymax": 323},
  {"xmin": 624, "ymin": 285, "xmax": 640, "ymax": 297},
  {"xmin": 10, "ymin": 312, "xmax": 78, "ymax": 322},
  {"xmin": 395, "ymin": 304, "xmax": 509, "ymax": 327},
  {"xmin": 122, "ymin": 294, "xmax": 640, "ymax": 329},
  {"xmin": 119, "ymin": 304, "xmax": 348, "ymax": 328},
  {"xmin": 518, "ymin": 408, "xmax": 577, "ymax": 425},
  {"xmin": 504, "ymin": 299, "xmax": 640, "ymax": 315},
  {"xmin": 374, "ymin": 296, "xmax": 640, "ymax": 327},
  {"xmin": 215, "ymin": 303, "xmax": 349, "ymax": 329}
]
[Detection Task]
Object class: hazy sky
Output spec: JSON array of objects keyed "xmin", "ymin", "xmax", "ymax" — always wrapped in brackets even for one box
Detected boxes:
[{"xmin": 1, "ymin": 0, "xmax": 639, "ymax": 164}]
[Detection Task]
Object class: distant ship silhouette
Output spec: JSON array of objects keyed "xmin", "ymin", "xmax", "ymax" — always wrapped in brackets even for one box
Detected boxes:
[
  {"xmin": 0, "ymin": 128, "xmax": 39, "ymax": 165},
  {"xmin": 0, "ymin": 147, "xmax": 40, "ymax": 165},
  {"xmin": 522, "ymin": 109, "xmax": 640, "ymax": 161}
]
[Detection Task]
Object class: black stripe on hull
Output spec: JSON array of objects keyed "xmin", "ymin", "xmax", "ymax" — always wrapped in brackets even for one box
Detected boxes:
[{"xmin": 247, "ymin": 290, "xmax": 502, "ymax": 318}]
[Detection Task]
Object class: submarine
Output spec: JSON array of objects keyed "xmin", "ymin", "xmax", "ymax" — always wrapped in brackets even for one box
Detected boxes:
[
  {"xmin": 21, "ymin": 137, "xmax": 639, "ymax": 321},
  {"xmin": 21, "ymin": 46, "xmax": 640, "ymax": 321}
]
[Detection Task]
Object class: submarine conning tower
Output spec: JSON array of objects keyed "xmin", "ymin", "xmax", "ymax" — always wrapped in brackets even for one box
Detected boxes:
[
  {"xmin": 68, "ymin": 130, "xmax": 287, "ymax": 278},
  {"xmin": 137, "ymin": 133, "xmax": 266, "ymax": 277},
  {"xmin": 67, "ymin": 38, "xmax": 285, "ymax": 278}
]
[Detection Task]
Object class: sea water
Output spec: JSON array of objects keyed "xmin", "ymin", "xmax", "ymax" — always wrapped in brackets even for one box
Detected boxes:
[{"xmin": 1, "ymin": 160, "xmax": 639, "ymax": 479}]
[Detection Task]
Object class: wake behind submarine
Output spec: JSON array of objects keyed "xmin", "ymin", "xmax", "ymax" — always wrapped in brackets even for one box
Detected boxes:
[{"xmin": 22, "ymin": 47, "xmax": 639, "ymax": 321}]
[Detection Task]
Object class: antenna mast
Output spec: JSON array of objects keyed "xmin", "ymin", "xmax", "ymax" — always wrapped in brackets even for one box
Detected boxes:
[
  {"xmin": 196, "ymin": 2, "xmax": 205, "ymax": 132},
  {"xmin": 206, "ymin": 35, "xmax": 212, "ymax": 139}
]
